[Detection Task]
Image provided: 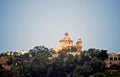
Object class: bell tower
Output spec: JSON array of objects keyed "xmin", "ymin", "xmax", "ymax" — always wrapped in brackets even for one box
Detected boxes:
[{"xmin": 75, "ymin": 38, "xmax": 82, "ymax": 51}]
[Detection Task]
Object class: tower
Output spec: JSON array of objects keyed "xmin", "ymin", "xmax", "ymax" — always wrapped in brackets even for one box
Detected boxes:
[{"xmin": 75, "ymin": 38, "xmax": 82, "ymax": 51}]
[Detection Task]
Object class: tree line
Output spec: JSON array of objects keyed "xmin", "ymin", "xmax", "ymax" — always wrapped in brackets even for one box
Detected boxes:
[{"xmin": 0, "ymin": 45, "xmax": 109, "ymax": 77}]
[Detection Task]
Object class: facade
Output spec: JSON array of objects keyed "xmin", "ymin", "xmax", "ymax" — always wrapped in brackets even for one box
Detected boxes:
[
  {"xmin": 52, "ymin": 32, "xmax": 82, "ymax": 57},
  {"xmin": 53, "ymin": 32, "xmax": 82, "ymax": 53},
  {"xmin": 105, "ymin": 52, "xmax": 120, "ymax": 67}
]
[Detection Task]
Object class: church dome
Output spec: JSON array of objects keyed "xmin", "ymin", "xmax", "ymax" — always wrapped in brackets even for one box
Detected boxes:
[
  {"xmin": 59, "ymin": 32, "xmax": 73, "ymax": 42},
  {"xmin": 64, "ymin": 32, "xmax": 69, "ymax": 36},
  {"xmin": 77, "ymin": 38, "xmax": 82, "ymax": 41}
]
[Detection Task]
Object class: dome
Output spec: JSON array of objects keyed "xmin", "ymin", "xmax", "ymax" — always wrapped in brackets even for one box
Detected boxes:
[
  {"xmin": 77, "ymin": 38, "xmax": 81, "ymax": 41},
  {"xmin": 64, "ymin": 32, "xmax": 69, "ymax": 36},
  {"xmin": 59, "ymin": 32, "xmax": 73, "ymax": 42}
]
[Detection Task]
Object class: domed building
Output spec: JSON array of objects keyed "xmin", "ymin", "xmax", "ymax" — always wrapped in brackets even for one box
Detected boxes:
[{"xmin": 53, "ymin": 32, "xmax": 82, "ymax": 53}]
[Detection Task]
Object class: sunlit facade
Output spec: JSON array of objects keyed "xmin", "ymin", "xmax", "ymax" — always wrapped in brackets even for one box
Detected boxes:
[
  {"xmin": 105, "ymin": 52, "xmax": 120, "ymax": 67},
  {"xmin": 53, "ymin": 32, "xmax": 82, "ymax": 53}
]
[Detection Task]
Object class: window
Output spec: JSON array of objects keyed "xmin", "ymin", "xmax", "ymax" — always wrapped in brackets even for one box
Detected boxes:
[
  {"xmin": 114, "ymin": 57, "xmax": 117, "ymax": 60},
  {"xmin": 118, "ymin": 57, "xmax": 120, "ymax": 60},
  {"xmin": 110, "ymin": 57, "xmax": 113, "ymax": 61}
]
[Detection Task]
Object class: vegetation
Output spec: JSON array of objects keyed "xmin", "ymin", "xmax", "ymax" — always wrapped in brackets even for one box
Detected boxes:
[{"xmin": 0, "ymin": 45, "xmax": 114, "ymax": 77}]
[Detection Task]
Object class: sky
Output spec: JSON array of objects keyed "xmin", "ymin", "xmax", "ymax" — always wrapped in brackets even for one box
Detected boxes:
[{"xmin": 0, "ymin": 0, "xmax": 120, "ymax": 52}]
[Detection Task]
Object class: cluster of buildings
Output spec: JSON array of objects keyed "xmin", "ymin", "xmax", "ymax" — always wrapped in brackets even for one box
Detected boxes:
[{"xmin": 0, "ymin": 50, "xmax": 29, "ymax": 69}]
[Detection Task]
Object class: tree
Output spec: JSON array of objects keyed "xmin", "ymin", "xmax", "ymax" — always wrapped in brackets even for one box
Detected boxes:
[
  {"xmin": 100, "ymin": 50, "xmax": 108, "ymax": 60},
  {"xmin": 6, "ymin": 46, "xmax": 108, "ymax": 77}
]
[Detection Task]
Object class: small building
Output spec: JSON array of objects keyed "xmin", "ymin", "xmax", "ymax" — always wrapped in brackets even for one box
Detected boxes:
[{"xmin": 105, "ymin": 52, "xmax": 120, "ymax": 67}]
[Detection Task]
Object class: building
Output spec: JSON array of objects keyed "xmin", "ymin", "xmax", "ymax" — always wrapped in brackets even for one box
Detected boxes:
[
  {"xmin": 53, "ymin": 32, "xmax": 82, "ymax": 53},
  {"xmin": 52, "ymin": 32, "xmax": 82, "ymax": 57},
  {"xmin": 105, "ymin": 52, "xmax": 120, "ymax": 67}
]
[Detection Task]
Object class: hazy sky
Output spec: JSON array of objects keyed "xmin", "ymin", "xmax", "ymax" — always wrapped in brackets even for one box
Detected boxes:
[{"xmin": 0, "ymin": 0, "xmax": 120, "ymax": 52}]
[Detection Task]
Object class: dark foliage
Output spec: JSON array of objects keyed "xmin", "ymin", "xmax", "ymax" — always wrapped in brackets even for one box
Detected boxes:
[{"xmin": 0, "ymin": 46, "xmax": 109, "ymax": 77}]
